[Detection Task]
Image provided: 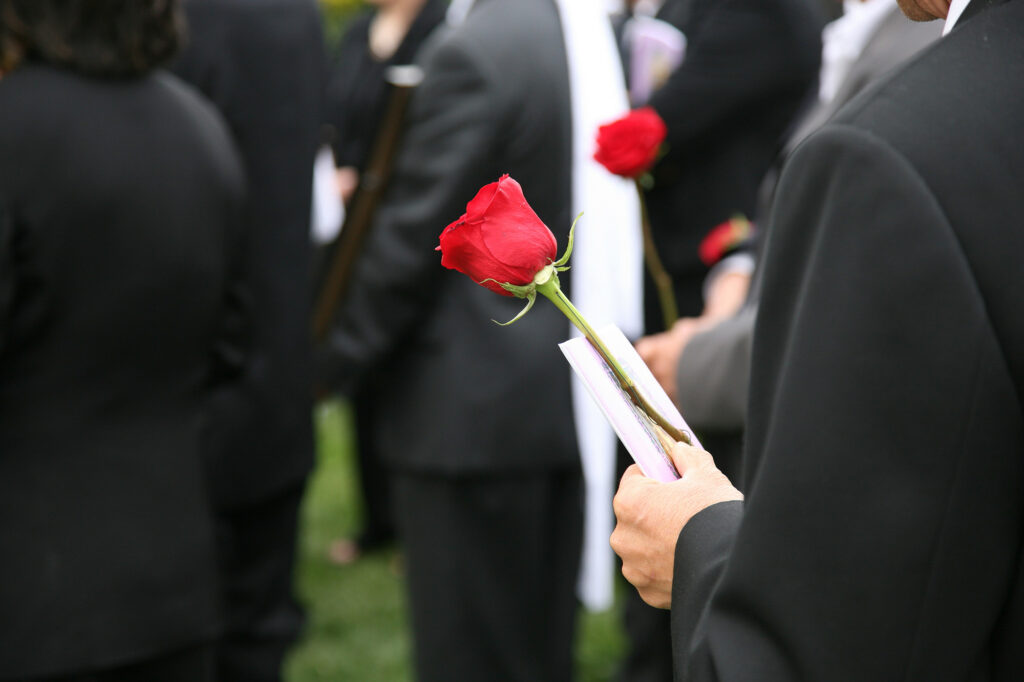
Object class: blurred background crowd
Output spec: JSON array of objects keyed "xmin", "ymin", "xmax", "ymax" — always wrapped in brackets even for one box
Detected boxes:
[{"xmin": 0, "ymin": 0, "xmax": 948, "ymax": 680}]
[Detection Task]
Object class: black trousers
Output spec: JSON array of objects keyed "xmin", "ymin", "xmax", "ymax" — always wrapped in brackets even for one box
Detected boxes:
[
  {"xmin": 214, "ymin": 483, "xmax": 307, "ymax": 682},
  {"xmin": 352, "ymin": 384, "xmax": 396, "ymax": 550},
  {"xmin": 20, "ymin": 644, "xmax": 214, "ymax": 682},
  {"xmin": 393, "ymin": 467, "xmax": 583, "ymax": 682}
]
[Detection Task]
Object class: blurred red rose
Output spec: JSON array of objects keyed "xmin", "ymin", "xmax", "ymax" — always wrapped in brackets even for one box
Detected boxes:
[
  {"xmin": 436, "ymin": 174, "xmax": 558, "ymax": 296},
  {"xmin": 698, "ymin": 215, "xmax": 753, "ymax": 267},
  {"xmin": 593, "ymin": 107, "xmax": 667, "ymax": 178}
]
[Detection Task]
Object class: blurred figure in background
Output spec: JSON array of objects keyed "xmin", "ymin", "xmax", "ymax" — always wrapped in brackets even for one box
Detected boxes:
[
  {"xmin": 631, "ymin": 0, "xmax": 822, "ymax": 332},
  {"xmin": 0, "ymin": 1, "xmax": 244, "ymax": 679},
  {"xmin": 317, "ymin": 0, "xmax": 593, "ymax": 678},
  {"xmin": 320, "ymin": 0, "xmax": 448, "ymax": 567},
  {"xmin": 637, "ymin": 0, "xmax": 942, "ymax": 473},
  {"xmin": 326, "ymin": 0, "xmax": 446, "ymax": 208},
  {"xmin": 173, "ymin": 1, "xmax": 324, "ymax": 680},
  {"xmin": 613, "ymin": 1, "xmax": 824, "ymax": 680}
]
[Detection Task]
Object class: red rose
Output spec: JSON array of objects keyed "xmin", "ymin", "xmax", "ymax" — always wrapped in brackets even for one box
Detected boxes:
[
  {"xmin": 436, "ymin": 174, "xmax": 558, "ymax": 296},
  {"xmin": 698, "ymin": 215, "xmax": 753, "ymax": 267},
  {"xmin": 593, "ymin": 107, "xmax": 668, "ymax": 178}
]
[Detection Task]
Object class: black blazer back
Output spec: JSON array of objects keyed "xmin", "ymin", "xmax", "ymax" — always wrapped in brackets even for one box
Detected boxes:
[
  {"xmin": 321, "ymin": 0, "xmax": 580, "ymax": 473},
  {"xmin": 0, "ymin": 66, "xmax": 244, "ymax": 677}
]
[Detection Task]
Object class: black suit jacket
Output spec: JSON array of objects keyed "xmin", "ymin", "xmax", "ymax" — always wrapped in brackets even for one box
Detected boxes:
[
  {"xmin": 642, "ymin": 0, "xmax": 823, "ymax": 325},
  {"xmin": 173, "ymin": 0, "xmax": 324, "ymax": 510},
  {"xmin": 319, "ymin": 0, "xmax": 579, "ymax": 473},
  {"xmin": 670, "ymin": 1, "xmax": 1024, "ymax": 679},
  {"xmin": 0, "ymin": 65, "xmax": 244, "ymax": 678}
]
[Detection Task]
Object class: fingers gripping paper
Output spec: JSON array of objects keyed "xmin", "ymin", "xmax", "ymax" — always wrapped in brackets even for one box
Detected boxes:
[{"xmin": 560, "ymin": 325, "xmax": 699, "ymax": 483}]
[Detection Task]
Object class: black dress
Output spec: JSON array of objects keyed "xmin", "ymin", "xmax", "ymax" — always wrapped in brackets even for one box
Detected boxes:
[{"xmin": 325, "ymin": 0, "xmax": 448, "ymax": 171}]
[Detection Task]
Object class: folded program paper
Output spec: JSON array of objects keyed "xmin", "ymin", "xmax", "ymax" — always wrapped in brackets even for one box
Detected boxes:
[{"xmin": 560, "ymin": 324, "xmax": 699, "ymax": 482}]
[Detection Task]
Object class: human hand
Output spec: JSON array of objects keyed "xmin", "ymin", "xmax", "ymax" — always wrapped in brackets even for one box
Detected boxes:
[
  {"xmin": 335, "ymin": 166, "xmax": 360, "ymax": 206},
  {"xmin": 610, "ymin": 438, "xmax": 742, "ymax": 608},
  {"xmin": 635, "ymin": 317, "xmax": 712, "ymax": 402}
]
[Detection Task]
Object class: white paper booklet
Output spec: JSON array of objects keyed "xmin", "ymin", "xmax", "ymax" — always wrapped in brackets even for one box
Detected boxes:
[
  {"xmin": 559, "ymin": 325, "xmax": 700, "ymax": 482},
  {"xmin": 626, "ymin": 15, "xmax": 686, "ymax": 106}
]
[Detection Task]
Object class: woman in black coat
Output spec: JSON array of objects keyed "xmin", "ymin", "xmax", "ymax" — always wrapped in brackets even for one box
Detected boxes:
[{"xmin": 0, "ymin": 2, "xmax": 245, "ymax": 679}]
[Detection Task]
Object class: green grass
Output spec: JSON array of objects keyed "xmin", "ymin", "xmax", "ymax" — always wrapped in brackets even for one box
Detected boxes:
[{"xmin": 284, "ymin": 400, "xmax": 628, "ymax": 681}]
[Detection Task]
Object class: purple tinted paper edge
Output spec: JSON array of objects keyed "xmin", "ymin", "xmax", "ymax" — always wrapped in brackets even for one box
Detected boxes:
[{"xmin": 559, "ymin": 326, "xmax": 694, "ymax": 483}]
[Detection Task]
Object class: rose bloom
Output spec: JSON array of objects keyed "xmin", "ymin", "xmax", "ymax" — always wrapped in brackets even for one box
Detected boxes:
[
  {"xmin": 698, "ymin": 216, "xmax": 753, "ymax": 266},
  {"xmin": 593, "ymin": 106, "xmax": 667, "ymax": 178},
  {"xmin": 436, "ymin": 174, "xmax": 558, "ymax": 295}
]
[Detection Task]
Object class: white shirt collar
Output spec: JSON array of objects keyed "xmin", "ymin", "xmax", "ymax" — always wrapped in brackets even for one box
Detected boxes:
[{"xmin": 944, "ymin": 0, "xmax": 972, "ymax": 34}]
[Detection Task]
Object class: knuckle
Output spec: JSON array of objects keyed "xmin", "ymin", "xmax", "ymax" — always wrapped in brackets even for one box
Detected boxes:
[
  {"xmin": 609, "ymin": 527, "xmax": 623, "ymax": 553},
  {"xmin": 611, "ymin": 491, "xmax": 626, "ymax": 518},
  {"xmin": 640, "ymin": 589, "xmax": 669, "ymax": 610},
  {"xmin": 621, "ymin": 564, "xmax": 646, "ymax": 588}
]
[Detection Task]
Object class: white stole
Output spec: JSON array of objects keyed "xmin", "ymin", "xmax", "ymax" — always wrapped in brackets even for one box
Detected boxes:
[{"xmin": 554, "ymin": 0, "xmax": 643, "ymax": 611}]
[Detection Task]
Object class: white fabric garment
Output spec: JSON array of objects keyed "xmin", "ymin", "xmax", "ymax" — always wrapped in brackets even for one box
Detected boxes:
[
  {"xmin": 310, "ymin": 146, "xmax": 344, "ymax": 245},
  {"xmin": 819, "ymin": 0, "xmax": 897, "ymax": 103},
  {"xmin": 944, "ymin": 0, "xmax": 971, "ymax": 34},
  {"xmin": 554, "ymin": 0, "xmax": 644, "ymax": 612},
  {"xmin": 446, "ymin": 0, "xmax": 474, "ymax": 26}
]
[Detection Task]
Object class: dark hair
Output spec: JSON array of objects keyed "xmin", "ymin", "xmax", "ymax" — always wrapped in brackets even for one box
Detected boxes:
[{"xmin": 0, "ymin": 0, "xmax": 183, "ymax": 77}]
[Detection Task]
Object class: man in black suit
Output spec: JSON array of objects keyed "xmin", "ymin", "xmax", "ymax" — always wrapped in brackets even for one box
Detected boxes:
[
  {"xmin": 172, "ymin": 2, "xmax": 324, "ymax": 680},
  {"xmin": 611, "ymin": 0, "xmax": 1024, "ymax": 679},
  {"xmin": 317, "ymin": 0, "xmax": 582, "ymax": 679}
]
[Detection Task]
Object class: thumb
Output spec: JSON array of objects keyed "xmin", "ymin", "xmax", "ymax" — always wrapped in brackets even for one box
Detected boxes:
[{"xmin": 655, "ymin": 426, "xmax": 715, "ymax": 477}]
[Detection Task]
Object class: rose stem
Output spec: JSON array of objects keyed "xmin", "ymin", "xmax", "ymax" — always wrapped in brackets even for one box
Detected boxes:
[
  {"xmin": 536, "ymin": 277, "xmax": 691, "ymax": 447},
  {"xmin": 635, "ymin": 178, "xmax": 679, "ymax": 330}
]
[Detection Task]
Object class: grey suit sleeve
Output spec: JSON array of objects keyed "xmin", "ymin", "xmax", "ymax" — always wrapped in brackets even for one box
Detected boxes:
[
  {"xmin": 675, "ymin": 304, "xmax": 757, "ymax": 432},
  {"xmin": 670, "ymin": 125, "xmax": 1023, "ymax": 680},
  {"xmin": 318, "ymin": 36, "xmax": 501, "ymax": 394}
]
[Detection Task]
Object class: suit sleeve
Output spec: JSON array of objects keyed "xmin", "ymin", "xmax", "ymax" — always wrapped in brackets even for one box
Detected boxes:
[
  {"xmin": 317, "ymin": 36, "xmax": 502, "ymax": 394},
  {"xmin": 0, "ymin": 199, "xmax": 11, "ymax": 354},
  {"xmin": 208, "ymin": 175, "xmax": 250, "ymax": 388},
  {"xmin": 670, "ymin": 125, "xmax": 1024, "ymax": 680},
  {"xmin": 675, "ymin": 304, "xmax": 756, "ymax": 432},
  {"xmin": 649, "ymin": 0, "xmax": 820, "ymax": 151}
]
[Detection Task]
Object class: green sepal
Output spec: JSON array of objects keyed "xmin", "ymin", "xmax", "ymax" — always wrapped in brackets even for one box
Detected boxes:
[
  {"xmin": 552, "ymin": 213, "xmax": 582, "ymax": 267},
  {"xmin": 480, "ymin": 279, "xmax": 534, "ymax": 299},
  {"xmin": 493, "ymin": 290, "xmax": 536, "ymax": 326}
]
